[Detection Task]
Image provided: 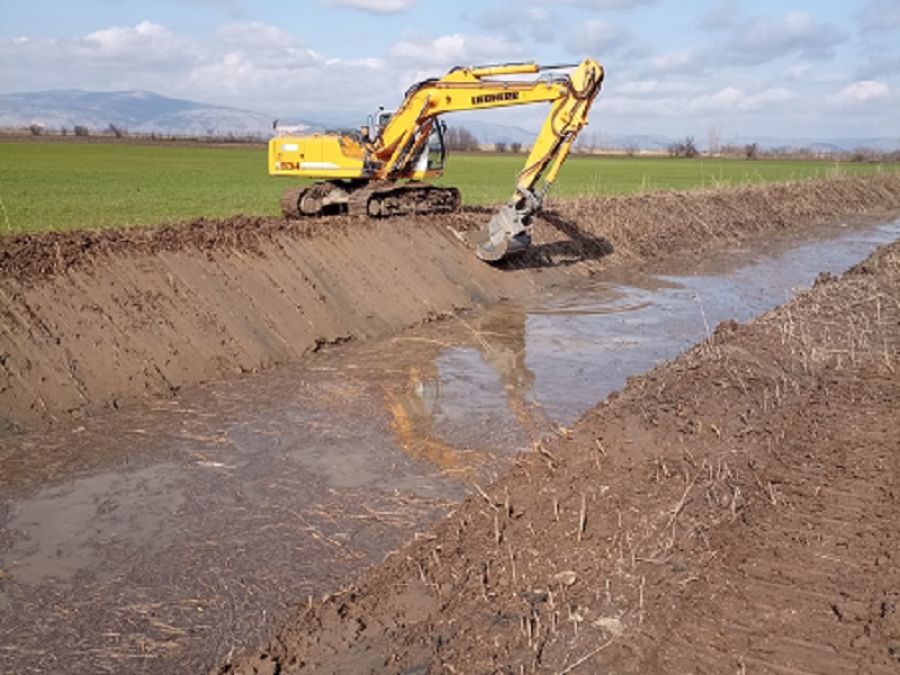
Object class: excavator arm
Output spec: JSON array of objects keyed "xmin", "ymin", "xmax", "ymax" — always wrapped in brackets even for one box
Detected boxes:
[
  {"xmin": 369, "ymin": 59, "xmax": 604, "ymax": 260},
  {"xmin": 269, "ymin": 59, "xmax": 604, "ymax": 262}
]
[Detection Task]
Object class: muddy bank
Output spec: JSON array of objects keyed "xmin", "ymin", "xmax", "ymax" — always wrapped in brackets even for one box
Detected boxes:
[
  {"xmin": 2, "ymin": 175, "xmax": 900, "ymax": 430},
  {"xmin": 4, "ymin": 224, "xmax": 898, "ymax": 675},
  {"xmin": 222, "ymin": 240, "xmax": 900, "ymax": 674}
]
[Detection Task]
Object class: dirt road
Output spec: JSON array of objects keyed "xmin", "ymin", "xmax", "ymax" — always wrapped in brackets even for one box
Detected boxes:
[
  {"xmin": 3, "ymin": 176, "xmax": 899, "ymax": 431},
  {"xmin": 222, "ymin": 241, "xmax": 900, "ymax": 674}
]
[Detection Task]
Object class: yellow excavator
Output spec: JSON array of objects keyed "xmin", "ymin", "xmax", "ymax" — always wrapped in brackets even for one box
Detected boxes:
[{"xmin": 269, "ymin": 58, "xmax": 604, "ymax": 261}]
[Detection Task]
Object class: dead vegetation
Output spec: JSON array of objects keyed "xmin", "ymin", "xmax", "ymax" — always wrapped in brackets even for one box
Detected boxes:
[
  {"xmin": 220, "ymin": 241, "xmax": 900, "ymax": 674},
  {"xmin": 4, "ymin": 176, "xmax": 899, "ymax": 432}
]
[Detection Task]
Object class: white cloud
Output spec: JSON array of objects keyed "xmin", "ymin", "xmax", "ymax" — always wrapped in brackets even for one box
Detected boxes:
[
  {"xmin": 216, "ymin": 22, "xmax": 300, "ymax": 49},
  {"xmin": 856, "ymin": 52, "xmax": 900, "ymax": 79},
  {"xmin": 786, "ymin": 64, "xmax": 811, "ymax": 80},
  {"xmin": 80, "ymin": 21, "xmax": 191, "ymax": 62},
  {"xmin": 720, "ymin": 11, "xmax": 845, "ymax": 64},
  {"xmin": 389, "ymin": 34, "xmax": 522, "ymax": 68},
  {"xmin": 322, "ymin": 0, "xmax": 416, "ymax": 13},
  {"xmin": 556, "ymin": 0, "xmax": 656, "ymax": 9},
  {"xmin": 694, "ymin": 86, "xmax": 794, "ymax": 112},
  {"xmin": 570, "ymin": 20, "xmax": 632, "ymax": 54},
  {"xmin": 857, "ymin": 0, "xmax": 900, "ymax": 32},
  {"xmin": 697, "ymin": 0, "xmax": 742, "ymax": 30},
  {"xmin": 466, "ymin": 3, "xmax": 557, "ymax": 44},
  {"xmin": 827, "ymin": 80, "xmax": 890, "ymax": 105},
  {"xmin": 615, "ymin": 80, "xmax": 699, "ymax": 95},
  {"xmin": 0, "ymin": 21, "xmax": 396, "ymax": 117},
  {"xmin": 602, "ymin": 85, "xmax": 794, "ymax": 117},
  {"xmin": 649, "ymin": 48, "xmax": 705, "ymax": 73}
]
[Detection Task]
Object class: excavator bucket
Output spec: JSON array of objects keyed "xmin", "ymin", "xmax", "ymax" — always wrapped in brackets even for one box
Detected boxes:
[{"xmin": 475, "ymin": 203, "xmax": 533, "ymax": 262}]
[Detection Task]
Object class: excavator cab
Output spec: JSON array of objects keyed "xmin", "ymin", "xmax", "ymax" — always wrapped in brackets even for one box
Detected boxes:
[
  {"xmin": 371, "ymin": 110, "xmax": 447, "ymax": 175},
  {"xmin": 412, "ymin": 120, "xmax": 448, "ymax": 176},
  {"xmin": 272, "ymin": 58, "xmax": 604, "ymax": 262}
]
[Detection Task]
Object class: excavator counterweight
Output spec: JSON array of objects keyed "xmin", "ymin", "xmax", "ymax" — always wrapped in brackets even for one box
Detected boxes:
[{"xmin": 269, "ymin": 58, "xmax": 604, "ymax": 262}]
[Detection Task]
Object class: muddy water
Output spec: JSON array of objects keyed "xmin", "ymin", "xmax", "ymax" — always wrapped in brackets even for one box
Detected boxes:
[{"xmin": 1, "ymin": 219, "xmax": 898, "ymax": 673}]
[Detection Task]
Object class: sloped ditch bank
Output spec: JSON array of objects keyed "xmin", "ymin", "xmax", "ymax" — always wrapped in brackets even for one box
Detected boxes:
[
  {"xmin": 2, "ymin": 175, "xmax": 900, "ymax": 431},
  {"xmin": 1, "ymin": 213, "xmax": 898, "ymax": 674},
  {"xmin": 221, "ymin": 239, "xmax": 900, "ymax": 675}
]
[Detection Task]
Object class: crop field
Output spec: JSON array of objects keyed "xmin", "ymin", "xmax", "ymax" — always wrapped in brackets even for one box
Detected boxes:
[{"xmin": 0, "ymin": 139, "xmax": 896, "ymax": 234}]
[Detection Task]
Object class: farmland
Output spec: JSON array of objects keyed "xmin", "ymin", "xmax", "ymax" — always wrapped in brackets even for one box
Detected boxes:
[
  {"xmin": 0, "ymin": 139, "xmax": 896, "ymax": 234},
  {"xmin": 2, "ymin": 141, "xmax": 900, "ymax": 673}
]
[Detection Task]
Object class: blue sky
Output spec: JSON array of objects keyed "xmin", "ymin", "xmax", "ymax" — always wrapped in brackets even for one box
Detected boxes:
[{"xmin": 2, "ymin": 0, "xmax": 899, "ymax": 141}]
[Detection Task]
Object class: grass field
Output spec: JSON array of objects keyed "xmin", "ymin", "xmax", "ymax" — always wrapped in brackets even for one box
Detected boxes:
[{"xmin": 0, "ymin": 140, "xmax": 896, "ymax": 234}]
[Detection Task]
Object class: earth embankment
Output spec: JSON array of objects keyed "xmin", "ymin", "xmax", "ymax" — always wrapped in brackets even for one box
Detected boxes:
[
  {"xmin": 221, "ymin": 238, "xmax": 900, "ymax": 675},
  {"xmin": 2, "ymin": 175, "xmax": 899, "ymax": 430}
]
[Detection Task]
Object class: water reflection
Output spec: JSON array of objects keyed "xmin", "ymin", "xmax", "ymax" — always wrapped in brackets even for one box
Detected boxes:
[
  {"xmin": 385, "ymin": 307, "xmax": 553, "ymax": 475},
  {"xmin": 0, "ymin": 218, "xmax": 897, "ymax": 673}
]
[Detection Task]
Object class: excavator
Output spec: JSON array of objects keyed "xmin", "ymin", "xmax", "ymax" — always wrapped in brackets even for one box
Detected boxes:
[{"xmin": 269, "ymin": 58, "xmax": 604, "ymax": 262}]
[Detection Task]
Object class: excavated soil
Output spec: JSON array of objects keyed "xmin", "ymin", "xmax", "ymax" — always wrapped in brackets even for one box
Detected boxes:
[
  {"xmin": 2, "ymin": 175, "xmax": 900, "ymax": 431},
  {"xmin": 221, "ymin": 240, "xmax": 900, "ymax": 675}
]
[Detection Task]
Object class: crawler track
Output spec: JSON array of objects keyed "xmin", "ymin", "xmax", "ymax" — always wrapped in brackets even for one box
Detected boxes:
[{"xmin": 280, "ymin": 181, "xmax": 461, "ymax": 219}]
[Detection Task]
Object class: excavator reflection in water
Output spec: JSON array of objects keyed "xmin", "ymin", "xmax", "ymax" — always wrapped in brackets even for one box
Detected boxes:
[{"xmin": 384, "ymin": 307, "xmax": 554, "ymax": 478}]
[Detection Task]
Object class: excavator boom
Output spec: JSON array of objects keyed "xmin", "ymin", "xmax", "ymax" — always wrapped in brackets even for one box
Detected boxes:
[{"xmin": 269, "ymin": 58, "xmax": 604, "ymax": 261}]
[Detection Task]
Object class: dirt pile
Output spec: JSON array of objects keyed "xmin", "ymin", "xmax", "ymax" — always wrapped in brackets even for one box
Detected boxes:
[
  {"xmin": 221, "ymin": 241, "xmax": 900, "ymax": 674},
  {"xmin": 2, "ymin": 175, "xmax": 899, "ymax": 430}
]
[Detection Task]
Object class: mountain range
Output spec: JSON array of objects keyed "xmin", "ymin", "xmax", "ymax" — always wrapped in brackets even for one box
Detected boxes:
[
  {"xmin": 1, "ymin": 89, "xmax": 898, "ymax": 153},
  {"xmin": 0, "ymin": 90, "xmax": 278, "ymax": 137}
]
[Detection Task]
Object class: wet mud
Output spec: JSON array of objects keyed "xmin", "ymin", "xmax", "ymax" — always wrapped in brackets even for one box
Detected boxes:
[
  {"xmin": 1, "ymin": 216, "xmax": 898, "ymax": 673},
  {"xmin": 3, "ymin": 175, "xmax": 900, "ymax": 430},
  {"xmin": 222, "ymin": 239, "xmax": 900, "ymax": 675}
]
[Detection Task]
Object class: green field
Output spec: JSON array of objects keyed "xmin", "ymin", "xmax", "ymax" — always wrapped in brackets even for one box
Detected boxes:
[{"xmin": 0, "ymin": 140, "xmax": 895, "ymax": 234}]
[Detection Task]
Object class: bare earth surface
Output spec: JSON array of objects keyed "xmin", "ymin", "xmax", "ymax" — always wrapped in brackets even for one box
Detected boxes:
[
  {"xmin": 1, "ymin": 177, "xmax": 899, "ymax": 675},
  {"xmin": 2, "ymin": 176, "xmax": 900, "ymax": 430},
  {"xmin": 222, "ymin": 241, "xmax": 900, "ymax": 674}
]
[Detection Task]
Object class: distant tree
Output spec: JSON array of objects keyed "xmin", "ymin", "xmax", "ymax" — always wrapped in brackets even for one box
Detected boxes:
[
  {"xmin": 683, "ymin": 135, "xmax": 699, "ymax": 158},
  {"xmin": 107, "ymin": 123, "xmax": 126, "ymax": 138},
  {"xmin": 495, "ymin": 141, "xmax": 508, "ymax": 153},
  {"xmin": 623, "ymin": 141, "xmax": 639, "ymax": 157},
  {"xmin": 73, "ymin": 125, "xmax": 90, "ymax": 137},
  {"xmin": 509, "ymin": 141, "xmax": 523, "ymax": 153},
  {"xmin": 744, "ymin": 142, "xmax": 759, "ymax": 160},
  {"xmin": 668, "ymin": 136, "xmax": 699, "ymax": 159},
  {"xmin": 445, "ymin": 126, "xmax": 479, "ymax": 151},
  {"xmin": 60, "ymin": 126, "xmax": 68, "ymax": 136},
  {"xmin": 28, "ymin": 123, "xmax": 43, "ymax": 136}
]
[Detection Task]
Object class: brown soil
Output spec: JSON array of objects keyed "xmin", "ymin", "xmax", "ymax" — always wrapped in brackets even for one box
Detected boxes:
[
  {"xmin": 2, "ymin": 175, "xmax": 900, "ymax": 431},
  {"xmin": 220, "ymin": 240, "xmax": 900, "ymax": 675}
]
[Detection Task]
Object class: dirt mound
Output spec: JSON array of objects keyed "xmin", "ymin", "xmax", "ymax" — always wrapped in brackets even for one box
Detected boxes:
[
  {"xmin": 221, "ymin": 240, "xmax": 900, "ymax": 675},
  {"xmin": 2, "ymin": 175, "xmax": 899, "ymax": 431}
]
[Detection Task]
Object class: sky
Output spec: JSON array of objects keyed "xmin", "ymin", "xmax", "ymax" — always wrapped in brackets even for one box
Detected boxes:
[{"xmin": 1, "ymin": 0, "xmax": 899, "ymax": 142}]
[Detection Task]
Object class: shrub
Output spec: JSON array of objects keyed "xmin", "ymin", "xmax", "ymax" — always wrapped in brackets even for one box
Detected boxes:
[{"xmin": 745, "ymin": 142, "xmax": 759, "ymax": 160}]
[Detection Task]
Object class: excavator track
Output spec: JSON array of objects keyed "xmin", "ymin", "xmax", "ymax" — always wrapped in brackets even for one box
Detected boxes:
[
  {"xmin": 282, "ymin": 181, "xmax": 461, "ymax": 219},
  {"xmin": 280, "ymin": 187, "xmax": 304, "ymax": 219},
  {"xmin": 281, "ymin": 182, "xmax": 349, "ymax": 218},
  {"xmin": 349, "ymin": 182, "xmax": 461, "ymax": 218}
]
